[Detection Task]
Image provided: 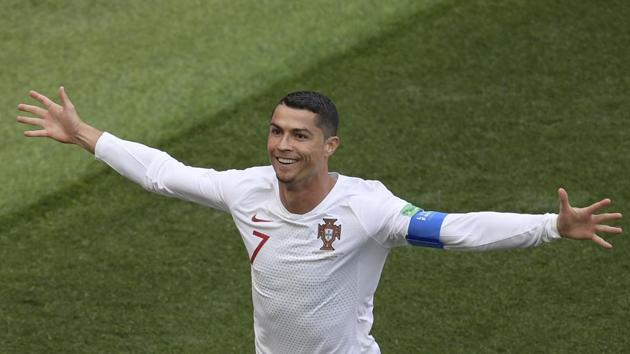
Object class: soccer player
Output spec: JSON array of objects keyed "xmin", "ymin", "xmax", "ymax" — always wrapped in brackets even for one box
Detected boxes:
[{"xmin": 17, "ymin": 87, "xmax": 623, "ymax": 353}]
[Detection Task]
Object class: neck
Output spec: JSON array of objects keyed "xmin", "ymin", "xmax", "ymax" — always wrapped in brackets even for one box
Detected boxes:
[{"xmin": 279, "ymin": 173, "xmax": 337, "ymax": 214}]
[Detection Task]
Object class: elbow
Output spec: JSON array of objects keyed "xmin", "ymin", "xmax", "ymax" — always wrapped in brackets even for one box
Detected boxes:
[{"xmin": 142, "ymin": 153, "xmax": 178, "ymax": 194}]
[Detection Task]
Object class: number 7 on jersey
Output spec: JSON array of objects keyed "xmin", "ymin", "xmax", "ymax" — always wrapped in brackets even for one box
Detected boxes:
[{"xmin": 250, "ymin": 230, "xmax": 270, "ymax": 263}]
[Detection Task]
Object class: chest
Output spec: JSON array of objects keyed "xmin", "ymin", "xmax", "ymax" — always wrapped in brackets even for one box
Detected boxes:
[{"xmin": 233, "ymin": 204, "xmax": 366, "ymax": 267}]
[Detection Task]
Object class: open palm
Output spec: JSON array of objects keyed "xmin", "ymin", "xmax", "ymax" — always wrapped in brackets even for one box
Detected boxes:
[
  {"xmin": 17, "ymin": 86, "xmax": 83, "ymax": 144},
  {"xmin": 557, "ymin": 188, "xmax": 623, "ymax": 248}
]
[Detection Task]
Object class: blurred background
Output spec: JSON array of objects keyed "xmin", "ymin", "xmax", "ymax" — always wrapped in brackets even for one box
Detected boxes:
[{"xmin": 1, "ymin": 0, "xmax": 628, "ymax": 352}]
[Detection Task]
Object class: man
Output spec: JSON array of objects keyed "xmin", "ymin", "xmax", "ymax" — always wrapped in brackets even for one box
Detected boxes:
[{"xmin": 17, "ymin": 87, "xmax": 622, "ymax": 353}]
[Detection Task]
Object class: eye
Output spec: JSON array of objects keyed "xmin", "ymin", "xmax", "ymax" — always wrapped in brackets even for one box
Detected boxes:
[
  {"xmin": 270, "ymin": 127, "xmax": 281, "ymax": 136},
  {"xmin": 295, "ymin": 133, "xmax": 308, "ymax": 140}
]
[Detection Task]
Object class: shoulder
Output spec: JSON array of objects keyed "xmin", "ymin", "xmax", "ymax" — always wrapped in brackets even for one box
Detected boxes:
[
  {"xmin": 339, "ymin": 175, "xmax": 396, "ymax": 200},
  {"xmin": 216, "ymin": 165, "xmax": 276, "ymax": 205},
  {"xmin": 227, "ymin": 165, "xmax": 274, "ymax": 179},
  {"xmin": 219, "ymin": 165, "xmax": 275, "ymax": 188},
  {"xmin": 336, "ymin": 174, "xmax": 410, "ymax": 244},
  {"xmin": 336, "ymin": 174, "xmax": 402, "ymax": 217}
]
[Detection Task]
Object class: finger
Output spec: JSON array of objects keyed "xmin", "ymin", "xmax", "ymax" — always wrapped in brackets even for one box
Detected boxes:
[
  {"xmin": 586, "ymin": 198, "xmax": 612, "ymax": 214},
  {"xmin": 558, "ymin": 188, "xmax": 571, "ymax": 212},
  {"xmin": 29, "ymin": 90, "xmax": 55, "ymax": 108},
  {"xmin": 591, "ymin": 234, "xmax": 613, "ymax": 249},
  {"xmin": 593, "ymin": 212, "xmax": 623, "ymax": 223},
  {"xmin": 16, "ymin": 115, "xmax": 44, "ymax": 127},
  {"xmin": 595, "ymin": 224, "xmax": 624, "ymax": 234},
  {"xmin": 59, "ymin": 86, "xmax": 74, "ymax": 108},
  {"xmin": 24, "ymin": 130, "xmax": 49, "ymax": 138},
  {"xmin": 17, "ymin": 103, "xmax": 47, "ymax": 117}
]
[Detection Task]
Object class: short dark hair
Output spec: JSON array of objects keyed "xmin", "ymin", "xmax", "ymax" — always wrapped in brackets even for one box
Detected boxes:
[{"xmin": 278, "ymin": 91, "xmax": 339, "ymax": 138}]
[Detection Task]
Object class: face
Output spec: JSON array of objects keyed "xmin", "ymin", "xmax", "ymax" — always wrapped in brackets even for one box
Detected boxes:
[{"xmin": 267, "ymin": 104, "xmax": 339, "ymax": 188}]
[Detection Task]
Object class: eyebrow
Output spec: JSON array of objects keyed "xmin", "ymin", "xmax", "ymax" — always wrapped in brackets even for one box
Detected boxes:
[{"xmin": 269, "ymin": 123, "xmax": 313, "ymax": 135}]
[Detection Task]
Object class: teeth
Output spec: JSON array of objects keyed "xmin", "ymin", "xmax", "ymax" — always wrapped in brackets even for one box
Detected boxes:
[{"xmin": 278, "ymin": 158, "xmax": 297, "ymax": 164}]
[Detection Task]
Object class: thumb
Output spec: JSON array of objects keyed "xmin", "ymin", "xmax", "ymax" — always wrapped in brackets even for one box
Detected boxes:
[{"xmin": 558, "ymin": 187, "xmax": 571, "ymax": 213}]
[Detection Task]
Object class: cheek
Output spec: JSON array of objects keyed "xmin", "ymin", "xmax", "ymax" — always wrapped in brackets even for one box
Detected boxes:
[
  {"xmin": 266, "ymin": 137, "xmax": 275, "ymax": 152},
  {"xmin": 305, "ymin": 146, "xmax": 326, "ymax": 162}
]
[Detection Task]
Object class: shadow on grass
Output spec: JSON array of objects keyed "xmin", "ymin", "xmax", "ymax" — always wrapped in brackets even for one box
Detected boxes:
[
  {"xmin": 0, "ymin": 0, "xmax": 462, "ymax": 234},
  {"xmin": 2, "ymin": 0, "xmax": 630, "ymax": 352}
]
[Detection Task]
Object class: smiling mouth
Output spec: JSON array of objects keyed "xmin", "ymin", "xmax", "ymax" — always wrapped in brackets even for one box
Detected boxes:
[{"xmin": 276, "ymin": 157, "xmax": 299, "ymax": 165}]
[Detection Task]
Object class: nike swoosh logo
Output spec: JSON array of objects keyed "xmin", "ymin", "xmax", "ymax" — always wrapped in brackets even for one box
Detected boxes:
[{"xmin": 251, "ymin": 214, "xmax": 272, "ymax": 223}]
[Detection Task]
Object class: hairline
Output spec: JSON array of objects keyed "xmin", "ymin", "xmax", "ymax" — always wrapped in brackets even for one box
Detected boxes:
[{"xmin": 274, "ymin": 102, "xmax": 335, "ymax": 139}]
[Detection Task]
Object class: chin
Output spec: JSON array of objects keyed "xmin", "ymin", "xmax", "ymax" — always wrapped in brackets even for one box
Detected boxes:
[
  {"xmin": 272, "ymin": 163, "xmax": 294, "ymax": 183},
  {"xmin": 272, "ymin": 167, "xmax": 291, "ymax": 183},
  {"xmin": 275, "ymin": 173, "xmax": 291, "ymax": 183}
]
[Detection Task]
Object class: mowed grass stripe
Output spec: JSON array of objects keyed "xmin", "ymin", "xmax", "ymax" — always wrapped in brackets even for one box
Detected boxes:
[
  {"xmin": 2, "ymin": 0, "xmax": 629, "ymax": 352},
  {"xmin": 0, "ymin": 0, "xmax": 450, "ymax": 234},
  {"xmin": 2, "ymin": 3, "xmax": 460, "ymax": 353},
  {"xmin": 1, "ymin": 0, "xmax": 436, "ymax": 217}
]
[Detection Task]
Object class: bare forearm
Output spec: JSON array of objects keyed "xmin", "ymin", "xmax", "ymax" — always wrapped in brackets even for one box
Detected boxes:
[{"xmin": 73, "ymin": 122, "xmax": 103, "ymax": 154}]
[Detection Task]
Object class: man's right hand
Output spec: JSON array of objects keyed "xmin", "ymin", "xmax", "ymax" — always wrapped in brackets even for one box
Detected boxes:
[{"xmin": 17, "ymin": 86, "xmax": 102, "ymax": 154}]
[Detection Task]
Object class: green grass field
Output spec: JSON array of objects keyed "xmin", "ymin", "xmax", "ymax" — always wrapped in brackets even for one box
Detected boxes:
[{"xmin": 2, "ymin": 0, "xmax": 629, "ymax": 352}]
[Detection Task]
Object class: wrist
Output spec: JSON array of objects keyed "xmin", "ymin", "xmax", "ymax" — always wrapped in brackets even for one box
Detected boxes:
[
  {"xmin": 544, "ymin": 213, "xmax": 562, "ymax": 241},
  {"xmin": 73, "ymin": 122, "xmax": 103, "ymax": 154},
  {"xmin": 550, "ymin": 214, "xmax": 562, "ymax": 239}
]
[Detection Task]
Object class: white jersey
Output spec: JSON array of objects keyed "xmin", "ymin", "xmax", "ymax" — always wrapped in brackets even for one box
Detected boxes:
[{"xmin": 95, "ymin": 132, "xmax": 561, "ymax": 354}]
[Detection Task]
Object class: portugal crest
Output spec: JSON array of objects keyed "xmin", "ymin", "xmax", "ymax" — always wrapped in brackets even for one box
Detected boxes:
[{"xmin": 317, "ymin": 218, "xmax": 341, "ymax": 251}]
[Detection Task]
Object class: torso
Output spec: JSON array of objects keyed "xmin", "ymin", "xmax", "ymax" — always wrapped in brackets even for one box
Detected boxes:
[{"xmin": 227, "ymin": 167, "xmax": 401, "ymax": 353}]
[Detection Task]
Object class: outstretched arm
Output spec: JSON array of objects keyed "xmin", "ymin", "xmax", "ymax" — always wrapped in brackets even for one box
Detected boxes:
[
  {"xmin": 17, "ymin": 86, "xmax": 102, "ymax": 153},
  {"xmin": 403, "ymin": 190, "xmax": 622, "ymax": 251},
  {"xmin": 16, "ymin": 87, "xmax": 233, "ymax": 211}
]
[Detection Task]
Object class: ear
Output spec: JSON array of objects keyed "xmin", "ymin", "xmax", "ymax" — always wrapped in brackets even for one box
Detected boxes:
[{"xmin": 324, "ymin": 136, "xmax": 340, "ymax": 157}]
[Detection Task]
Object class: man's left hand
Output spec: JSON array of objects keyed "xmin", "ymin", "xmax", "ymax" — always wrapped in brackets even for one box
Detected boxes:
[{"xmin": 557, "ymin": 188, "xmax": 623, "ymax": 249}]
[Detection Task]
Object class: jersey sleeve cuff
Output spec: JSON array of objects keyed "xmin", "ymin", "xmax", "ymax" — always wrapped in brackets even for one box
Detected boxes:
[
  {"xmin": 94, "ymin": 131, "xmax": 116, "ymax": 161},
  {"xmin": 544, "ymin": 213, "xmax": 562, "ymax": 242}
]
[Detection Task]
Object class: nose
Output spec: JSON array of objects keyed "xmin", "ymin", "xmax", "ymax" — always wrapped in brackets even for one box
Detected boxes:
[{"xmin": 278, "ymin": 133, "xmax": 292, "ymax": 151}]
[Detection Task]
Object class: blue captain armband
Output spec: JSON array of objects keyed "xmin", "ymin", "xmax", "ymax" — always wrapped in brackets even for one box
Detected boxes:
[{"xmin": 406, "ymin": 210, "xmax": 448, "ymax": 248}]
